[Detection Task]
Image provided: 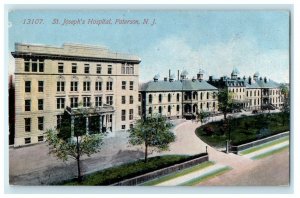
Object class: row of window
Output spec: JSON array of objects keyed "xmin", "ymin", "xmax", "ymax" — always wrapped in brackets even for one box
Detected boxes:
[
  {"xmin": 58, "ymin": 63, "xmax": 113, "ymax": 75},
  {"xmin": 24, "ymin": 136, "xmax": 44, "ymax": 144},
  {"xmin": 121, "ymin": 64, "xmax": 135, "ymax": 74},
  {"xmin": 24, "ymin": 99, "xmax": 44, "ymax": 111},
  {"xmin": 121, "ymin": 109, "xmax": 134, "ymax": 121},
  {"xmin": 148, "ymin": 92, "xmax": 215, "ymax": 104},
  {"xmin": 247, "ymin": 90, "xmax": 260, "ymax": 97},
  {"xmin": 57, "ymin": 95, "xmax": 114, "ymax": 109},
  {"xmin": 229, "ymin": 88, "xmax": 245, "ymax": 93},
  {"xmin": 25, "ymin": 81, "xmax": 44, "ymax": 93},
  {"xmin": 121, "ymin": 96, "xmax": 134, "ymax": 104},
  {"xmin": 148, "ymin": 102, "xmax": 216, "ymax": 114},
  {"xmin": 24, "ymin": 59, "xmax": 44, "ymax": 73},
  {"xmin": 24, "ymin": 117, "xmax": 44, "ymax": 132}
]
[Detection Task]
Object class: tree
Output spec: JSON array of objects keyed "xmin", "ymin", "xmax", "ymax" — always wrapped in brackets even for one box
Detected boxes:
[
  {"xmin": 197, "ymin": 111, "xmax": 210, "ymax": 124},
  {"xmin": 128, "ymin": 114, "xmax": 175, "ymax": 162},
  {"xmin": 45, "ymin": 106, "xmax": 105, "ymax": 183},
  {"xmin": 280, "ymin": 84, "xmax": 290, "ymax": 125},
  {"xmin": 217, "ymin": 88, "xmax": 234, "ymax": 120}
]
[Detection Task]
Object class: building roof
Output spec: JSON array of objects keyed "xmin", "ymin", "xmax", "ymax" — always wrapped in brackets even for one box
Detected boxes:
[
  {"xmin": 245, "ymin": 78, "xmax": 281, "ymax": 89},
  {"xmin": 140, "ymin": 79, "xmax": 218, "ymax": 92},
  {"xmin": 11, "ymin": 43, "xmax": 141, "ymax": 63}
]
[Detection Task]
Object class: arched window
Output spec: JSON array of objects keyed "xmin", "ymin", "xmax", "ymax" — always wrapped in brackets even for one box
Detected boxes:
[
  {"xmin": 149, "ymin": 94, "xmax": 153, "ymax": 103},
  {"xmin": 159, "ymin": 106, "xmax": 162, "ymax": 114},
  {"xmin": 177, "ymin": 93, "xmax": 180, "ymax": 102},
  {"xmin": 159, "ymin": 94, "xmax": 162, "ymax": 103},
  {"xmin": 168, "ymin": 105, "xmax": 171, "ymax": 113},
  {"xmin": 168, "ymin": 93, "xmax": 171, "ymax": 102},
  {"xmin": 149, "ymin": 107, "xmax": 152, "ymax": 115}
]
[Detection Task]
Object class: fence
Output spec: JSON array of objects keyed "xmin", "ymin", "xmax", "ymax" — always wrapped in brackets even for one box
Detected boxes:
[
  {"xmin": 230, "ymin": 131, "xmax": 289, "ymax": 154},
  {"xmin": 111, "ymin": 154, "xmax": 209, "ymax": 186}
]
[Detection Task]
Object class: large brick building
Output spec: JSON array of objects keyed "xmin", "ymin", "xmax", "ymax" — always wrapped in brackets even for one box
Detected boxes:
[{"xmin": 12, "ymin": 43, "xmax": 141, "ymax": 146}]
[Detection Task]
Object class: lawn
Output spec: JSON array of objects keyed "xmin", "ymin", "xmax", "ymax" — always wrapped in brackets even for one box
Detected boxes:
[
  {"xmin": 62, "ymin": 153, "xmax": 207, "ymax": 185},
  {"xmin": 195, "ymin": 112, "xmax": 289, "ymax": 147}
]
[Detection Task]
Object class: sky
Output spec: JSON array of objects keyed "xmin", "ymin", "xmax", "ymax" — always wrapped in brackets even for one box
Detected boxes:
[{"xmin": 8, "ymin": 10, "xmax": 290, "ymax": 83}]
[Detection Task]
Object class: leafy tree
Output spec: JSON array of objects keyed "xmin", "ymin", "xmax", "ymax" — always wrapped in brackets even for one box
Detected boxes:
[
  {"xmin": 217, "ymin": 88, "xmax": 234, "ymax": 120},
  {"xmin": 197, "ymin": 111, "xmax": 210, "ymax": 124},
  {"xmin": 280, "ymin": 84, "xmax": 290, "ymax": 125},
  {"xmin": 128, "ymin": 114, "xmax": 175, "ymax": 162},
  {"xmin": 45, "ymin": 105, "xmax": 105, "ymax": 183}
]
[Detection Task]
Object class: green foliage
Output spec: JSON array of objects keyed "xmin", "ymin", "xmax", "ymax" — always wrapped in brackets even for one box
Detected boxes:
[
  {"xmin": 197, "ymin": 111, "xmax": 210, "ymax": 123},
  {"xmin": 62, "ymin": 154, "xmax": 207, "ymax": 185},
  {"xmin": 45, "ymin": 129, "xmax": 104, "ymax": 161},
  {"xmin": 196, "ymin": 113, "xmax": 289, "ymax": 147},
  {"xmin": 128, "ymin": 114, "xmax": 176, "ymax": 162},
  {"xmin": 217, "ymin": 89, "xmax": 234, "ymax": 119}
]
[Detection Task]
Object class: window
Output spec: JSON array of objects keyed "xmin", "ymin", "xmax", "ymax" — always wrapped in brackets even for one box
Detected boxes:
[
  {"xmin": 130, "ymin": 96, "xmax": 134, "ymax": 104},
  {"xmin": 138, "ymin": 94, "xmax": 141, "ymax": 102},
  {"xmin": 122, "ymin": 125, "xmax": 126, "ymax": 129},
  {"xmin": 96, "ymin": 64, "xmax": 101, "ymax": 74},
  {"xmin": 58, "ymin": 62, "xmax": 64, "ymax": 73},
  {"xmin": 25, "ymin": 100, "xmax": 31, "ymax": 111},
  {"xmin": 38, "ymin": 81, "xmax": 44, "ymax": 92},
  {"xmin": 84, "ymin": 64, "xmax": 90, "ymax": 74},
  {"xmin": 107, "ymin": 65, "xmax": 112, "ymax": 74},
  {"xmin": 122, "ymin": 96, "xmax": 126, "ymax": 104},
  {"xmin": 177, "ymin": 93, "xmax": 180, "ymax": 102},
  {"xmin": 24, "ymin": 59, "xmax": 30, "ymax": 72},
  {"xmin": 25, "ymin": 81, "xmax": 31, "ymax": 92},
  {"xmin": 213, "ymin": 102, "xmax": 216, "ymax": 108},
  {"xmin": 168, "ymin": 105, "xmax": 171, "ymax": 113},
  {"xmin": 149, "ymin": 94, "xmax": 153, "ymax": 103},
  {"xmin": 129, "ymin": 81, "xmax": 134, "ymax": 90},
  {"xmin": 38, "ymin": 99, "xmax": 43, "ymax": 110},
  {"xmin": 177, "ymin": 105, "xmax": 180, "ymax": 112},
  {"xmin": 159, "ymin": 94, "xmax": 162, "ymax": 103},
  {"xmin": 109, "ymin": 114, "xmax": 113, "ymax": 122},
  {"xmin": 207, "ymin": 102, "xmax": 209, "ymax": 109},
  {"xmin": 121, "ymin": 110, "xmax": 126, "ymax": 121},
  {"xmin": 83, "ymin": 97, "xmax": 91, "ymax": 107},
  {"xmin": 130, "ymin": 124, "xmax": 133, "ymax": 129},
  {"xmin": 207, "ymin": 92, "xmax": 209, "ymax": 99},
  {"xmin": 39, "ymin": 61, "xmax": 44, "ymax": 72},
  {"xmin": 95, "ymin": 96, "xmax": 102, "ymax": 107},
  {"xmin": 70, "ymin": 81, "xmax": 78, "ymax": 92},
  {"xmin": 38, "ymin": 117, "xmax": 44, "ymax": 130},
  {"xmin": 70, "ymin": 97, "xmax": 78, "ymax": 108},
  {"xmin": 129, "ymin": 109, "xmax": 133, "ymax": 120},
  {"xmin": 32, "ymin": 59, "xmax": 38, "ymax": 72},
  {"xmin": 159, "ymin": 106, "xmax": 162, "ymax": 114},
  {"xmin": 72, "ymin": 63, "xmax": 77, "ymax": 73},
  {"xmin": 38, "ymin": 136, "xmax": 44, "ymax": 142},
  {"xmin": 57, "ymin": 81, "xmax": 65, "ymax": 92},
  {"xmin": 24, "ymin": 118, "xmax": 31, "ymax": 132},
  {"xmin": 168, "ymin": 94, "xmax": 171, "ymax": 102},
  {"xmin": 106, "ymin": 96, "xmax": 113, "ymax": 105},
  {"xmin": 95, "ymin": 81, "xmax": 102, "ymax": 91},
  {"xmin": 122, "ymin": 81, "xmax": 126, "ymax": 90},
  {"xmin": 106, "ymin": 81, "xmax": 113, "ymax": 91},
  {"xmin": 83, "ymin": 81, "xmax": 90, "ymax": 91},
  {"xmin": 24, "ymin": 59, "xmax": 44, "ymax": 72},
  {"xmin": 56, "ymin": 98, "xmax": 65, "ymax": 109},
  {"xmin": 24, "ymin": 138, "xmax": 31, "ymax": 144},
  {"xmin": 131, "ymin": 66, "xmax": 134, "ymax": 74},
  {"xmin": 200, "ymin": 92, "xmax": 203, "ymax": 100},
  {"xmin": 149, "ymin": 107, "xmax": 152, "ymax": 115}
]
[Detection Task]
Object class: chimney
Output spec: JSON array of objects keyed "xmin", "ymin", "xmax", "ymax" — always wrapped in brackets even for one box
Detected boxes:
[
  {"xmin": 177, "ymin": 70, "xmax": 180, "ymax": 80},
  {"xmin": 209, "ymin": 76, "xmax": 213, "ymax": 82},
  {"xmin": 248, "ymin": 76, "xmax": 252, "ymax": 85},
  {"xmin": 169, "ymin": 69, "xmax": 171, "ymax": 79},
  {"xmin": 264, "ymin": 77, "xmax": 267, "ymax": 83},
  {"xmin": 164, "ymin": 77, "xmax": 168, "ymax": 81}
]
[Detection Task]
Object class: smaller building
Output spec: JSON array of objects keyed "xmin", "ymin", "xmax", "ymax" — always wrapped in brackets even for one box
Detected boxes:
[{"xmin": 139, "ymin": 70, "xmax": 218, "ymax": 119}]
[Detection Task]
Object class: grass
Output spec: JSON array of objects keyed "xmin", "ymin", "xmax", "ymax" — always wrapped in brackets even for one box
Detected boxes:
[
  {"xmin": 61, "ymin": 154, "xmax": 207, "ymax": 185},
  {"xmin": 141, "ymin": 161, "xmax": 214, "ymax": 186},
  {"xmin": 239, "ymin": 136, "xmax": 289, "ymax": 155},
  {"xmin": 251, "ymin": 145, "xmax": 289, "ymax": 160},
  {"xmin": 180, "ymin": 166, "xmax": 231, "ymax": 186},
  {"xmin": 195, "ymin": 112, "xmax": 289, "ymax": 147}
]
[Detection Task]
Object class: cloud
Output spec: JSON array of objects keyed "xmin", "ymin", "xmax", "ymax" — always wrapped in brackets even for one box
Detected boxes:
[{"xmin": 139, "ymin": 35, "xmax": 289, "ymax": 83}]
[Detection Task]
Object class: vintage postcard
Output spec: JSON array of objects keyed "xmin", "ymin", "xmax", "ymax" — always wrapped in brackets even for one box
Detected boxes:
[{"xmin": 8, "ymin": 8, "xmax": 290, "ymax": 187}]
